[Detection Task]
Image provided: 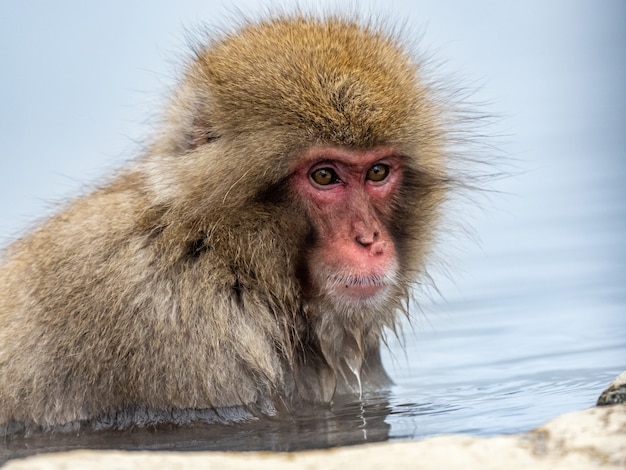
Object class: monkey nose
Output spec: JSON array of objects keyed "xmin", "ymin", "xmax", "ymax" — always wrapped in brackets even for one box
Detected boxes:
[
  {"xmin": 353, "ymin": 221, "xmax": 384, "ymax": 252},
  {"xmin": 355, "ymin": 235, "xmax": 387, "ymax": 256},
  {"xmin": 355, "ymin": 232, "xmax": 386, "ymax": 256}
]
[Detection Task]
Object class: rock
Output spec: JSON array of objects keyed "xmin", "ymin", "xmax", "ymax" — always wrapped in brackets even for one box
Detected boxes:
[
  {"xmin": 4, "ymin": 403, "xmax": 625, "ymax": 470},
  {"xmin": 597, "ymin": 371, "xmax": 626, "ymax": 406}
]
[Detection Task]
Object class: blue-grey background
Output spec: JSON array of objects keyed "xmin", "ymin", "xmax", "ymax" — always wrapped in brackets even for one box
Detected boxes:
[{"xmin": 1, "ymin": 0, "xmax": 624, "ymax": 442}]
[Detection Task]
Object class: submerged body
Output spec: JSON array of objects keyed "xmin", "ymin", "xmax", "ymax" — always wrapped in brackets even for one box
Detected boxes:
[{"xmin": 0, "ymin": 15, "xmax": 454, "ymax": 433}]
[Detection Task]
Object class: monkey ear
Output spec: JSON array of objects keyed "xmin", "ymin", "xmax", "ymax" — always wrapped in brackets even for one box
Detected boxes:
[
  {"xmin": 158, "ymin": 79, "xmax": 222, "ymax": 155},
  {"xmin": 187, "ymin": 119, "xmax": 221, "ymax": 151}
]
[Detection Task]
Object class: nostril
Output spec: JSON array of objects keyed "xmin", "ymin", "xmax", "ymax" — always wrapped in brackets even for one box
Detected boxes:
[
  {"xmin": 356, "ymin": 235, "xmax": 368, "ymax": 246},
  {"xmin": 371, "ymin": 240, "xmax": 386, "ymax": 255},
  {"xmin": 356, "ymin": 231, "xmax": 379, "ymax": 247},
  {"xmin": 356, "ymin": 234, "xmax": 373, "ymax": 246}
]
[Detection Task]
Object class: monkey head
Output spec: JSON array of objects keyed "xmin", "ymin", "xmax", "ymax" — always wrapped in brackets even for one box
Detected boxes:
[{"xmin": 139, "ymin": 16, "xmax": 452, "ymax": 386}]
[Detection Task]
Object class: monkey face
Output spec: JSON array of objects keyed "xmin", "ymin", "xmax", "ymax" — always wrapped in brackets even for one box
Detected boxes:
[{"xmin": 291, "ymin": 146, "xmax": 403, "ymax": 309}]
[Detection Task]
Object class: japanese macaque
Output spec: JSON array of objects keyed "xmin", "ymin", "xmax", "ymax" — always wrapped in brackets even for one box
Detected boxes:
[{"xmin": 0, "ymin": 15, "xmax": 458, "ymax": 434}]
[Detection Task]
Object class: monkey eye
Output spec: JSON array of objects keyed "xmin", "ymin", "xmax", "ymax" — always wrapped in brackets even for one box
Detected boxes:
[
  {"xmin": 310, "ymin": 167, "xmax": 340, "ymax": 186},
  {"xmin": 366, "ymin": 164, "xmax": 390, "ymax": 182}
]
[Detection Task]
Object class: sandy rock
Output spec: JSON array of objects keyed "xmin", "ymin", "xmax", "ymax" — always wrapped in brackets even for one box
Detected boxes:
[
  {"xmin": 4, "ymin": 404, "xmax": 624, "ymax": 470},
  {"xmin": 597, "ymin": 371, "xmax": 626, "ymax": 406}
]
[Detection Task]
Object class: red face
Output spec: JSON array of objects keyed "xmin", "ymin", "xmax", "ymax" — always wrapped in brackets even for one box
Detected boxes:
[{"xmin": 291, "ymin": 147, "xmax": 402, "ymax": 306}]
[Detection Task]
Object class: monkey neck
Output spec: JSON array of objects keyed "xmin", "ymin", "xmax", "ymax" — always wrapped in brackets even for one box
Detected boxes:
[
  {"xmin": 319, "ymin": 326, "xmax": 367, "ymax": 396},
  {"xmin": 305, "ymin": 300, "xmax": 394, "ymax": 399}
]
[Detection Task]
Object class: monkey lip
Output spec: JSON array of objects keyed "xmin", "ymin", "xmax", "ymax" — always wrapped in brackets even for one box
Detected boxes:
[{"xmin": 328, "ymin": 274, "xmax": 390, "ymax": 299}]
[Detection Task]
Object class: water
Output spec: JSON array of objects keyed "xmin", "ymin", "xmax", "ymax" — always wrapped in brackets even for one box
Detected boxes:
[{"xmin": 1, "ymin": 0, "xmax": 625, "ymax": 465}]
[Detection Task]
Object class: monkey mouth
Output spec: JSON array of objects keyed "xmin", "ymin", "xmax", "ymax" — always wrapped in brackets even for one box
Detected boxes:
[{"xmin": 327, "ymin": 273, "xmax": 392, "ymax": 299}]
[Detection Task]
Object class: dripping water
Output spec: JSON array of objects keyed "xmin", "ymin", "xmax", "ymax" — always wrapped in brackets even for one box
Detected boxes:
[{"xmin": 350, "ymin": 364, "xmax": 363, "ymax": 400}]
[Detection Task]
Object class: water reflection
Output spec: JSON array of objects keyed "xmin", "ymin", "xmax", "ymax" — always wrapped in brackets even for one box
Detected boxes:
[{"xmin": 1, "ymin": 394, "xmax": 391, "ymax": 464}]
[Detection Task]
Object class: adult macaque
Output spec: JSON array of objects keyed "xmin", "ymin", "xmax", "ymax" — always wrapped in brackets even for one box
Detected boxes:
[{"xmin": 0, "ymin": 15, "xmax": 458, "ymax": 434}]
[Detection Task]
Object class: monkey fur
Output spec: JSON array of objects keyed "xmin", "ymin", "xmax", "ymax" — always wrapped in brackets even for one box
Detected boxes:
[{"xmin": 0, "ymin": 15, "xmax": 456, "ymax": 434}]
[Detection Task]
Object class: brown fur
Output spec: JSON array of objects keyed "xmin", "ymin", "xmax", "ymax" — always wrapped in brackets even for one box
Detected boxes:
[{"xmin": 0, "ymin": 15, "xmax": 455, "ymax": 434}]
